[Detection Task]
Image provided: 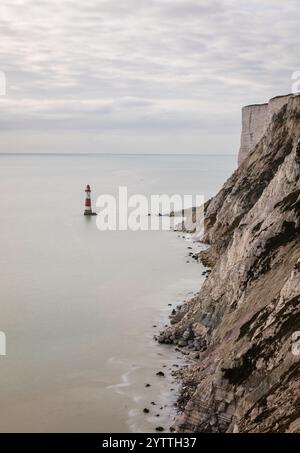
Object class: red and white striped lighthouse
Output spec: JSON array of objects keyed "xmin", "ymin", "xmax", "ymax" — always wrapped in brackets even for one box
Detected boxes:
[{"xmin": 84, "ymin": 184, "xmax": 93, "ymax": 215}]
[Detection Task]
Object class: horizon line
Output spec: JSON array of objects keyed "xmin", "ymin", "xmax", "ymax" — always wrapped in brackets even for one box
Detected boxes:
[{"xmin": 0, "ymin": 152, "xmax": 237, "ymax": 157}]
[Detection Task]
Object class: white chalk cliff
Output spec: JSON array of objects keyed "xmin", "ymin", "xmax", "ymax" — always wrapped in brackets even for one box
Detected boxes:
[
  {"xmin": 238, "ymin": 94, "xmax": 295, "ymax": 164},
  {"xmin": 160, "ymin": 93, "xmax": 300, "ymax": 433}
]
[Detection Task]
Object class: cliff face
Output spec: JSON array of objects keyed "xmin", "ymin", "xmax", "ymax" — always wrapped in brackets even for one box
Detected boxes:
[
  {"xmin": 238, "ymin": 94, "xmax": 293, "ymax": 165},
  {"xmin": 161, "ymin": 93, "xmax": 300, "ymax": 433}
]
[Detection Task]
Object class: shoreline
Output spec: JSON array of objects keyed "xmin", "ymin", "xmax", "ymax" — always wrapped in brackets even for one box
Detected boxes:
[
  {"xmin": 154, "ymin": 231, "xmax": 208, "ymax": 431},
  {"xmin": 156, "ymin": 93, "xmax": 300, "ymax": 433}
]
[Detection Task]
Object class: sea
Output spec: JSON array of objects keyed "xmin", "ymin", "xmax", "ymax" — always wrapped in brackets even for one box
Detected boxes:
[{"xmin": 0, "ymin": 153, "xmax": 236, "ymax": 432}]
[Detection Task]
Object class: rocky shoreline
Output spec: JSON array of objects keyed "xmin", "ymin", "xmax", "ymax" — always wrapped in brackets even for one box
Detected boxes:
[{"xmin": 158, "ymin": 93, "xmax": 300, "ymax": 433}]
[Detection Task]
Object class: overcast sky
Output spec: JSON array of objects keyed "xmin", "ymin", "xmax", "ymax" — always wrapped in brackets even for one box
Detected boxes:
[{"xmin": 0, "ymin": 0, "xmax": 299, "ymax": 154}]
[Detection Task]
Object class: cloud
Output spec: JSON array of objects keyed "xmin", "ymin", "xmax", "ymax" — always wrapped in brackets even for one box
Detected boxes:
[{"xmin": 0, "ymin": 0, "xmax": 299, "ymax": 153}]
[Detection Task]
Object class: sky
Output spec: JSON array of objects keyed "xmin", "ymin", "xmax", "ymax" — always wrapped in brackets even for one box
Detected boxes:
[{"xmin": 0, "ymin": 0, "xmax": 299, "ymax": 154}]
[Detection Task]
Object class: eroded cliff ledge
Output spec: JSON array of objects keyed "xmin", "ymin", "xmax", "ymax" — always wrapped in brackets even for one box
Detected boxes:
[{"xmin": 161, "ymin": 93, "xmax": 300, "ymax": 433}]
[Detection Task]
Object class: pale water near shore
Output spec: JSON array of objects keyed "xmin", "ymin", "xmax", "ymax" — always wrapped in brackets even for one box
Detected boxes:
[{"xmin": 0, "ymin": 154, "xmax": 236, "ymax": 432}]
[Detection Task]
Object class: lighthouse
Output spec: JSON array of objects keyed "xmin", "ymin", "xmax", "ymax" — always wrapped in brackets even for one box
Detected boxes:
[{"xmin": 84, "ymin": 184, "xmax": 96, "ymax": 215}]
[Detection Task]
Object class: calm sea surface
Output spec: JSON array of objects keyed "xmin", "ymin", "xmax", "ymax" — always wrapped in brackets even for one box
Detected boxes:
[{"xmin": 0, "ymin": 154, "xmax": 236, "ymax": 432}]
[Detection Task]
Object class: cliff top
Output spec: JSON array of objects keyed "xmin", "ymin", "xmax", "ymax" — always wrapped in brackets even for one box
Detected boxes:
[{"xmin": 243, "ymin": 92, "xmax": 296, "ymax": 109}]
